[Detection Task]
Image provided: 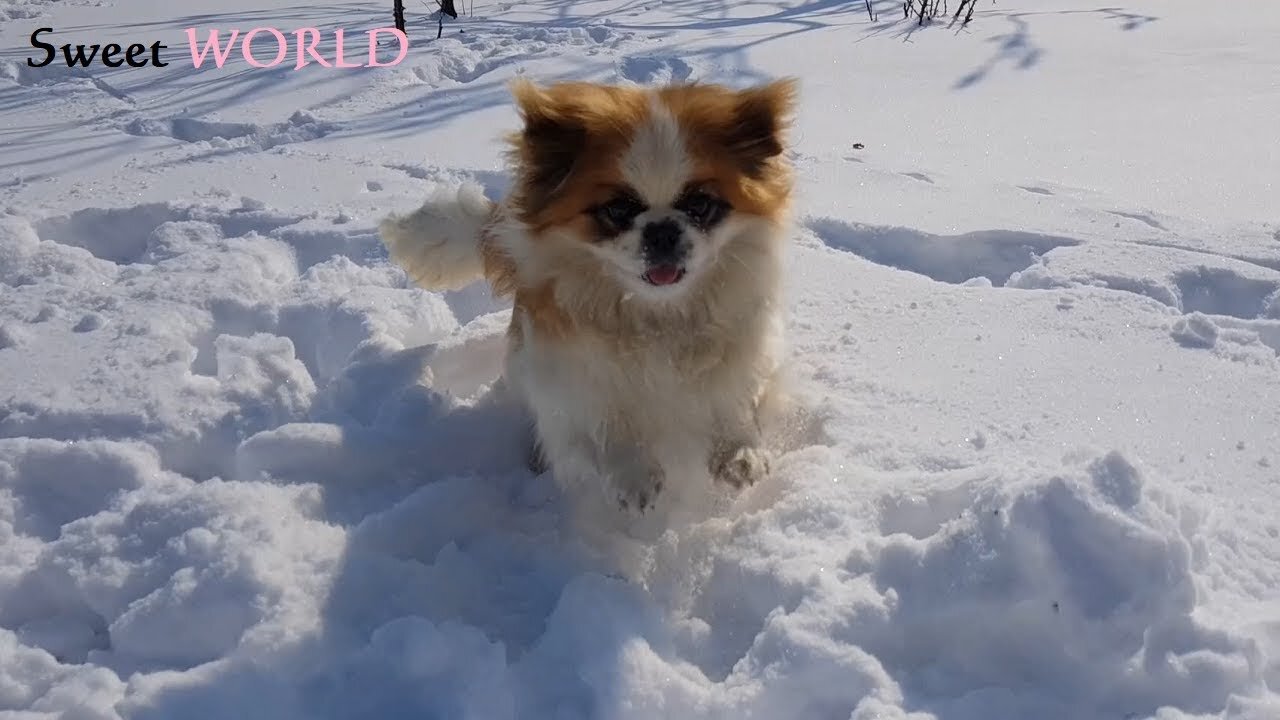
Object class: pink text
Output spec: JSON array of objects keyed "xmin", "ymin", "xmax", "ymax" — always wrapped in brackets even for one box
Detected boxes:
[{"xmin": 184, "ymin": 27, "xmax": 408, "ymax": 69}]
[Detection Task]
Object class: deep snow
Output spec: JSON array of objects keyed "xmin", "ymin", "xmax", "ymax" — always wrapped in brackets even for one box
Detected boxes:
[{"xmin": 2, "ymin": 1, "xmax": 1279, "ymax": 718}]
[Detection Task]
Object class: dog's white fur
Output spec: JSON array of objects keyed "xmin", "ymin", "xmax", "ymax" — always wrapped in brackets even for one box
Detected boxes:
[{"xmin": 380, "ymin": 86, "xmax": 790, "ymax": 514}]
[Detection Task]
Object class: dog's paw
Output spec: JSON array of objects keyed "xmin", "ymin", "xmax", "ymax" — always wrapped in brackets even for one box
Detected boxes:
[
  {"xmin": 713, "ymin": 446, "xmax": 771, "ymax": 489},
  {"xmin": 611, "ymin": 464, "xmax": 665, "ymax": 514}
]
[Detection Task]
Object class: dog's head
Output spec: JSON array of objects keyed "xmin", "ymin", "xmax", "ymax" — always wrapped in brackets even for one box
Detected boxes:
[{"xmin": 503, "ymin": 78, "xmax": 797, "ymax": 301}]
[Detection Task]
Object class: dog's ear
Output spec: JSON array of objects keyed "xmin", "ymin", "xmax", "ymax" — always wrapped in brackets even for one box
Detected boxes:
[
  {"xmin": 508, "ymin": 78, "xmax": 588, "ymax": 207},
  {"xmin": 724, "ymin": 78, "xmax": 798, "ymax": 177}
]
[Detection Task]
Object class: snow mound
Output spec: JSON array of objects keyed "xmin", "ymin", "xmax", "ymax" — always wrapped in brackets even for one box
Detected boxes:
[
  {"xmin": 122, "ymin": 112, "xmax": 339, "ymax": 152},
  {"xmin": 3, "ymin": 436, "xmax": 1265, "ymax": 719},
  {"xmin": 863, "ymin": 452, "xmax": 1263, "ymax": 718},
  {"xmin": 809, "ymin": 217, "xmax": 1081, "ymax": 286}
]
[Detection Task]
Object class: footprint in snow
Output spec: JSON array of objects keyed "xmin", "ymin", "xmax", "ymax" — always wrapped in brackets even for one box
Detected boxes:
[{"xmin": 616, "ymin": 56, "xmax": 694, "ymax": 85}]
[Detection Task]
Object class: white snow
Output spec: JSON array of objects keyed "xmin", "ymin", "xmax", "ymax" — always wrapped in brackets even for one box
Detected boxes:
[{"xmin": 2, "ymin": 1, "xmax": 1279, "ymax": 718}]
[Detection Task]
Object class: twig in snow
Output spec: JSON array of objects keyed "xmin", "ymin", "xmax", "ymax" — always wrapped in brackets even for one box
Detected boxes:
[
  {"xmin": 902, "ymin": 0, "xmax": 988, "ymax": 25},
  {"xmin": 416, "ymin": 0, "xmax": 458, "ymax": 39},
  {"xmin": 436, "ymin": 0, "xmax": 459, "ymax": 38},
  {"xmin": 953, "ymin": 0, "xmax": 981, "ymax": 24}
]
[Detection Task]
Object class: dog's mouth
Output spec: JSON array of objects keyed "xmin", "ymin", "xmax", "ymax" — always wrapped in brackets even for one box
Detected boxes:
[{"xmin": 642, "ymin": 264, "xmax": 686, "ymax": 287}]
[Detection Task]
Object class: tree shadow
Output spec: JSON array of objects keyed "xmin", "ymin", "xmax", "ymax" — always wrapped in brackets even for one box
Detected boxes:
[
  {"xmin": 2, "ymin": 0, "xmax": 883, "ymax": 186},
  {"xmin": 0, "ymin": 4, "xmax": 389, "ymax": 191},
  {"xmin": 942, "ymin": 7, "xmax": 1161, "ymax": 90},
  {"xmin": 326, "ymin": 0, "xmax": 870, "ymax": 143},
  {"xmin": 952, "ymin": 14, "xmax": 1041, "ymax": 90},
  {"xmin": 1096, "ymin": 7, "xmax": 1159, "ymax": 31}
]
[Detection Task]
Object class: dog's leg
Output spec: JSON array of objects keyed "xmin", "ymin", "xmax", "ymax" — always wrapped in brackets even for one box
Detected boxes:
[
  {"xmin": 524, "ymin": 403, "xmax": 619, "ymax": 503},
  {"xmin": 536, "ymin": 423, "xmax": 663, "ymax": 513},
  {"xmin": 709, "ymin": 392, "xmax": 773, "ymax": 489},
  {"xmin": 602, "ymin": 443, "xmax": 665, "ymax": 513},
  {"xmin": 710, "ymin": 442, "xmax": 771, "ymax": 489}
]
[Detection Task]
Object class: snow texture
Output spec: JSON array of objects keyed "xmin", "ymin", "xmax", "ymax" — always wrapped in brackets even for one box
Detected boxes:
[{"xmin": 2, "ymin": 1, "xmax": 1278, "ymax": 718}]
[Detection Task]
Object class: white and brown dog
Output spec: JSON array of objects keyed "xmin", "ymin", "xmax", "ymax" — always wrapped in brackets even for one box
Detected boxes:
[{"xmin": 380, "ymin": 77, "xmax": 798, "ymax": 514}]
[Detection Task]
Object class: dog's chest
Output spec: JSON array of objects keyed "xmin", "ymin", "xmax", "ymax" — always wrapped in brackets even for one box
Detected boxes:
[
  {"xmin": 551, "ymin": 332, "xmax": 724, "ymax": 392},
  {"xmin": 516, "ymin": 327, "xmax": 747, "ymax": 432}
]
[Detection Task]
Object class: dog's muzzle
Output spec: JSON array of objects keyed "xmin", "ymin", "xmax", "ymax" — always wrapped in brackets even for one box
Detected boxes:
[{"xmin": 640, "ymin": 220, "xmax": 688, "ymax": 286}]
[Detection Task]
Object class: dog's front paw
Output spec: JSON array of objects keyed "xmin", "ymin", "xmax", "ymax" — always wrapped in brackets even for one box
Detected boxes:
[
  {"xmin": 712, "ymin": 446, "xmax": 771, "ymax": 489},
  {"xmin": 610, "ymin": 463, "xmax": 665, "ymax": 514}
]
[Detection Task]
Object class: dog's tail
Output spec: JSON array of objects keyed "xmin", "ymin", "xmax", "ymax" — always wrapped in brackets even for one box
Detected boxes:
[{"xmin": 379, "ymin": 182, "xmax": 496, "ymax": 291}]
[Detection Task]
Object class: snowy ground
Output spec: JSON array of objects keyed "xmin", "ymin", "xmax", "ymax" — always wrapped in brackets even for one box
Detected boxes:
[{"xmin": 2, "ymin": 0, "xmax": 1279, "ymax": 718}]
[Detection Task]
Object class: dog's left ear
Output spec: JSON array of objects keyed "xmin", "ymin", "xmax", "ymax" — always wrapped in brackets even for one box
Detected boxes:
[{"xmin": 725, "ymin": 78, "xmax": 799, "ymax": 177}]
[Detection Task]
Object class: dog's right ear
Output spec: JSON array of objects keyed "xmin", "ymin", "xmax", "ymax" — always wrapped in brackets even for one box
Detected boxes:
[{"xmin": 508, "ymin": 78, "xmax": 587, "ymax": 208}]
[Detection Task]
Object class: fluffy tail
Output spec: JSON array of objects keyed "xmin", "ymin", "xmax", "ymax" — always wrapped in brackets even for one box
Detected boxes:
[{"xmin": 379, "ymin": 182, "xmax": 495, "ymax": 291}]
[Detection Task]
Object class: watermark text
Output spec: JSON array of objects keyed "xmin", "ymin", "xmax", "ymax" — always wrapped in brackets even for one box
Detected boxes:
[{"xmin": 26, "ymin": 26, "xmax": 409, "ymax": 70}]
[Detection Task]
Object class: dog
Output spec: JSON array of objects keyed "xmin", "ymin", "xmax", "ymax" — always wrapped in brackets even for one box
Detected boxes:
[{"xmin": 379, "ymin": 77, "xmax": 798, "ymax": 513}]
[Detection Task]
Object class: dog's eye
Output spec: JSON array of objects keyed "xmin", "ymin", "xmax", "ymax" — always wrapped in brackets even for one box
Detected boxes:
[
  {"xmin": 592, "ymin": 195, "xmax": 645, "ymax": 231},
  {"xmin": 675, "ymin": 189, "xmax": 727, "ymax": 228}
]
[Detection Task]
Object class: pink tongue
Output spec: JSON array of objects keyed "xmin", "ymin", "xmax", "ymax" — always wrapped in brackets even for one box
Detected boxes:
[{"xmin": 645, "ymin": 265, "xmax": 682, "ymax": 286}]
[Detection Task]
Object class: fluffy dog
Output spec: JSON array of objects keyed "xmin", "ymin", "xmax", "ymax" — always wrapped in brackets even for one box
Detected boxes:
[{"xmin": 380, "ymin": 77, "xmax": 797, "ymax": 513}]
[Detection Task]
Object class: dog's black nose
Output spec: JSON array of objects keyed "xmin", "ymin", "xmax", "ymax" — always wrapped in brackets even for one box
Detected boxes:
[{"xmin": 642, "ymin": 220, "xmax": 682, "ymax": 258}]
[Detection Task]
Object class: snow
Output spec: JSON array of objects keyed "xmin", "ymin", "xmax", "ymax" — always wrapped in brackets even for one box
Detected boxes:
[{"xmin": 2, "ymin": 0, "xmax": 1279, "ymax": 718}]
